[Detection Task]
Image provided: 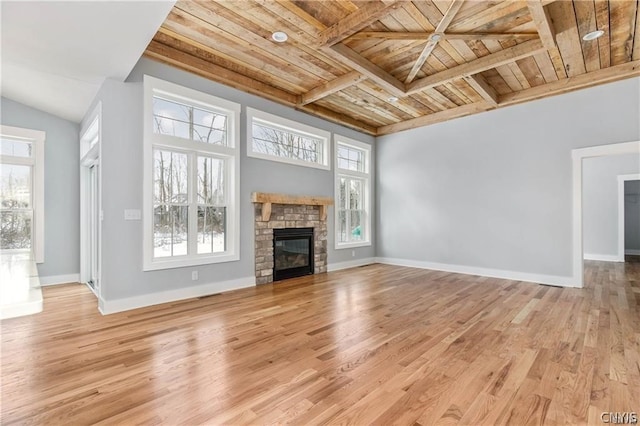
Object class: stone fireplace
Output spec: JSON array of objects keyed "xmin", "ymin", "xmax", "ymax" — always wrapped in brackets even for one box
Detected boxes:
[{"xmin": 252, "ymin": 192, "xmax": 333, "ymax": 284}]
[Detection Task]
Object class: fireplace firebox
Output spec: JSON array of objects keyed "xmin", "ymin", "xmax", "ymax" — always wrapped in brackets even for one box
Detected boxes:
[{"xmin": 273, "ymin": 228, "xmax": 314, "ymax": 281}]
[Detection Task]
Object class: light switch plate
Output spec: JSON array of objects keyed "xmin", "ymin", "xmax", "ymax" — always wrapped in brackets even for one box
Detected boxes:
[{"xmin": 124, "ymin": 209, "xmax": 141, "ymax": 220}]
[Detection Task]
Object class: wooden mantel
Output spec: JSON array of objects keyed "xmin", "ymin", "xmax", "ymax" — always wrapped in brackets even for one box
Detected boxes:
[{"xmin": 251, "ymin": 192, "xmax": 334, "ymax": 221}]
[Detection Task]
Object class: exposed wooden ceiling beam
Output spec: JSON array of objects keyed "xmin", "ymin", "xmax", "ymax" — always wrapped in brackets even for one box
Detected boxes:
[
  {"xmin": 298, "ymin": 104, "xmax": 377, "ymax": 135},
  {"xmin": 328, "ymin": 43, "xmax": 406, "ymax": 98},
  {"xmin": 464, "ymin": 75, "xmax": 498, "ymax": 106},
  {"xmin": 405, "ymin": 0, "xmax": 465, "ymax": 84},
  {"xmin": 348, "ymin": 31, "xmax": 539, "ymax": 41},
  {"xmin": 498, "ymin": 59, "xmax": 640, "ymax": 106},
  {"xmin": 318, "ymin": 0, "xmax": 401, "ymax": 47},
  {"xmin": 406, "ymin": 39, "xmax": 546, "ymax": 95},
  {"xmin": 299, "ymin": 71, "xmax": 366, "ymax": 105},
  {"xmin": 376, "ymin": 102, "xmax": 494, "ymax": 135},
  {"xmin": 527, "ymin": 0, "xmax": 557, "ymax": 50}
]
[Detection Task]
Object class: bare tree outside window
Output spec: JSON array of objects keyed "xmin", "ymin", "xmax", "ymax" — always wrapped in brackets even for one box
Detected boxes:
[{"xmin": 252, "ymin": 122, "xmax": 322, "ymax": 164}]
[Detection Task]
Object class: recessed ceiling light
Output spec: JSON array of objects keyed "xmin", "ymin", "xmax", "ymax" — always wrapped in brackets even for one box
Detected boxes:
[
  {"xmin": 388, "ymin": 96, "xmax": 399, "ymax": 102},
  {"xmin": 271, "ymin": 31, "xmax": 288, "ymax": 43},
  {"xmin": 582, "ymin": 30, "xmax": 604, "ymax": 41}
]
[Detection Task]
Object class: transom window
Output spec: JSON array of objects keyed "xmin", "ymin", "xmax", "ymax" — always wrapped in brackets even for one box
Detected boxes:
[
  {"xmin": 143, "ymin": 76, "xmax": 240, "ymax": 271},
  {"xmin": 247, "ymin": 107, "xmax": 330, "ymax": 170},
  {"xmin": 0, "ymin": 126, "xmax": 45, "ymax": 262},
  {"xmin": 335, "ymin": 136, "xmax": 372, "ymax": 249}
]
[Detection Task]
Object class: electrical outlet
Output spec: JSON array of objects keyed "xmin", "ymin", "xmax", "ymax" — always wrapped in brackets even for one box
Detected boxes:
[
  {"xmin": 351, "ymin": 250, "xmax": 356, "ymax": 257},
  {"xmin": 191, "ymin": 271, "xmax": 198, "ymax": 281}
]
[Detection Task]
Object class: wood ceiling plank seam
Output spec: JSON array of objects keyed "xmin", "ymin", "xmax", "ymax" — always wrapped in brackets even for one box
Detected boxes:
[
  {"xmin": 547, "ymin": 1, "xmax": 587, "ymax": 77},
  {"xmin": 437, "ymin": 83, "xmax": 468, "ymax": 106},
  {"xmin": 388, "ymin": 4, "xmax": 430, "ymax": 32},
  {"xmin": 406, "ymin": 39, "xmax": 546, "ymax": 95},
  {"xmin": 430, "ymin": 42, "xmax": 466, "ymax": 68},
  {"xmin": 506, "ymin": 62, "xmax": 532, "ymax": 89},
  {"xmin": 157, "ymin": 21, "xmax": 316, "ymax": 92},
  {"xmin": 424, "ymin": 87, "xmax": 461, "ymax": 109},
  {"xmin": 154, "ymin": 30, "xmax": 309, "ymax": 94},
  {"xmin": 532, "ymin": 51, "xmax": 560, "ymax": 83},
  {"xmin": 375, "ymin": 43, "xmax": 439, "ymax": 78},
  {"xmin": 296, "ymin": 1, "xmax": 341, "ymax": 27},
  {"xmin": 177, "ymin": 3, "xmax": 340, "ymax": 82},
  {"xmin": 574, "ymin": 0, "xmax": 602, "ymax": 72},
  {"xmin": 594, "ymin": 0, "xmax": 612, "ymax": 67},
  {"xmin": 334, "ymin": 90, "xmax": 406, "ymax": 123},
  {"xmin": 267, "ymin": 0, "xmax": 327, "ymax": 33},
  {"xmin": 362, "ymin": 39, "xmax": 419, "ymax": 63},
  {"xmin": 498, "ymin": 59, "xmax": 640, "ymax": 106},
  {"xmin": 144, "ymin": 42, "xmax": 298, "ymax": 105},
  {"xmin": 482, "ymin": 39, "xmax": 526, "ymax": 90},
  {"xmin": 449, "ymin": 79, "xmax": 483, "ymax": 105},
  {"xmin": 298, "ymin": 103, "xmax": 379, "ymax": 135},
  {"xmin": 514, "ymin": 56, "xmax": 546, "ymax": 87},
  {"xmin": 609, "ymin": 0, "xmax": 638, "ymax": 65},
  {"xmin": 480, "ymin": 69, "xmax": 514, "ymax": 95},
  {"xmin": 319, "ymin": 0, "xmax": 403, "ymax": 47},
  {"xmin": 527, "ymin": 1, "xmax": 557, "ymax": 51},
  {"xmin": 235, "ymin": 1, "xmax": 352, "ymax": 74},
  {"xmin": 312, "ymin": 97, "xmax": 389, "ymax": 128},
  {"xmin": 405, "ymin": 0, "xmax": 465, "ymax": 84},
  {"xmin": 402, "ymin": 94, "xmax": 439, "ymax": 115},
  {"xmin": 357, "ymin": 82, "xmax": 429, "ymax": 117},
  {"xmin": 158, "ymin": 23, "xmax": 308, "ymax": 91},
  {"xmin": 344, "ymin": 86, "xmax": 417, "ymax": 121},
  {"xmin": 435, "ymin": 40, "xmax": 468, "ymax": 65},
  {"xmin": 299, "ymin": 71, "xmax": 367, "ymax": 105},
  {"xmin": 401, "ymin": 2, "xmax": 437, "ymax": 31},
  {"xmin": 450, "ymin": 0, "xmax": 503, "ymax": 27},
  {"xmin": 327, "ymin": 43, "xmax": 406, "ymax": 98},
  {"xmin": 376, "ymin": 102, "xmax": 494, "ymax": 135},
  {"xmin": 634, "ymin": 1, "xmax": 640, "ymax": 60},
  {"xmin": 464, "ymin": 39, "xmax": 493, "ymax": 60},
  {"xmin": 410, "ymin": 0, "xmax": 448, "ymax": 28},
  {"xmin": 548, "ymin": 47, "xmax": 568, "ymax": 79},
  {"xmin": 448, "ymin": 1, "xmax": 527, "ymax": 33},
  {"xmin": 463, "ymin": 75, "xmax": 499, "ymax": 106},
  {"xmin": 447, "ymin": 39, "xmax": 482, "ymax": 62}
]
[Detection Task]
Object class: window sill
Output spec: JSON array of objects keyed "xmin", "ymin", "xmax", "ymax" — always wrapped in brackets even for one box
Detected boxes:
[
  {"xmin": 143, "ymin": 252, "xmax": 239, "ymax": 271},
  {"xmin": 335, "ymin": 241, "xmax": 371, "ymax": 250}
]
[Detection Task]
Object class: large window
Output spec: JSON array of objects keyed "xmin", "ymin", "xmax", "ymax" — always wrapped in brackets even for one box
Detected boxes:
[
  {"xmin": 247, "ymin": 107, "xmax": 330, "ymax": 170},
  {"xmin": 335, "ymin": 136, "xmax": 371, "ymax": 248},
  {"xmin": 143, "ymin": 76, "xmax": 240, "ymax": 270},
  {"xmin": 0, "ymin": 125, "xmax": 45, "ymax": 262}
]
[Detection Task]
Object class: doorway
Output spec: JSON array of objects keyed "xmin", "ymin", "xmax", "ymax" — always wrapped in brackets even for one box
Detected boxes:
[
  {"xmin": 80, "ymin": 106, "xmax": 101, "ymax": 298},
  {"xmin": 619, "ymin": 175, "xmax": 640, "ymax": 261}
]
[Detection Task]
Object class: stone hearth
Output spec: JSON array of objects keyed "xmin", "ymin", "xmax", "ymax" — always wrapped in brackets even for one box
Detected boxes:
[{"xmin": 253, "ymin": 193, "xmax": 332, "ymax": 285}]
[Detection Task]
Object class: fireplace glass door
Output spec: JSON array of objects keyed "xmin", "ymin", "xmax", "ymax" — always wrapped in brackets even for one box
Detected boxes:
[{"xmin": 273, "ymin": 228, "xmax": 314, "ymax": 281}]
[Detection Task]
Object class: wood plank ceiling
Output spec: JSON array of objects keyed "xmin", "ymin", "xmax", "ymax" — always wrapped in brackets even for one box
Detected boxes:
[{"xmin": 145, "ymin": 0, "xmax": 640, "ymax": 136}]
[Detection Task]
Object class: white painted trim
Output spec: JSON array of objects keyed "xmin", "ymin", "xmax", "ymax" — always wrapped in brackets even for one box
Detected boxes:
[
  {"xmin": 334, "ymin": 135, "xmax": 373, "ymax": 250},
  {"xmin": 572, "ymin": 141, "xmax": 640, "ymax": 288},
  {"xmin": 625, "ymin": 249, "xmax": 640, "ymax": 255},
  {"xmin": 39, "ymin": 274, "xmax": 81, "ymax": 286},
  {"xmin": 328, "ymin": 257, "xmax": 375, "ymax": 272},
  {"xmin": 142, "ymin": 75, "xmax": 241, "ymax": 271},
  {"xmin": 583, "ymin": 253, "xmax": 621, "ymax": 262},
  {"xmin": 99, "ymin": 276, "xmax": 255, "ymax": 315},
  {"xmin": 618, "ymin": 174, "xmax": 640, "ymax": 262},
  {"xmin": 246, "ymin": 107, "xmax": 331, "ymax": 171},
  {"xmin": 375, "ymin": 257, "xmax": 580, "ymax": 288},
  {"xmin": 0, "ymin": 125, "xmax": 46, "ymax": 263}
]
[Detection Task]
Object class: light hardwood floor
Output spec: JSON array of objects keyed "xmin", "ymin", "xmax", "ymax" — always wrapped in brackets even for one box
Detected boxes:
[{"xmin": 1, "ymin": 260, "xmax": 639, "ymax": 425}]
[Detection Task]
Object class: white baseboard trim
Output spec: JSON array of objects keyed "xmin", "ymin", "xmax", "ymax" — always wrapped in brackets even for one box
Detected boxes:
[
  {"xmin": 625, "ymin": 249, "xmax": 640, "ymax": 255},
  {"xmin": 328, "ymin": 257, "xmax": 376, "ymax": 272},
  {"xmin": 99, "ymin": 276, "xmax": 256, "ymax": 315},
  {"xmin": 375, "ymin": 257, "xmax": 580, "ymax": 288},
  {"xmin": 584, "ymin": 253, "xmax": 622, "ymax": 262},
  {"xmin": 39, "ymin": 273, "xmax": 80, "ymax": 286}
]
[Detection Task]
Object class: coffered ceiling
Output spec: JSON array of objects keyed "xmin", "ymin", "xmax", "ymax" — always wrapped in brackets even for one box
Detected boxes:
[{"xmin": 144, "ymin": 0, "xmax": 640, "ymax": 135}]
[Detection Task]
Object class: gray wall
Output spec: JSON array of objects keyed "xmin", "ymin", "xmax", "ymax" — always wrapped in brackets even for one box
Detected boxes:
[
  {"xmin": 88, "ymin": 58, "xmax": 375, "ymax": 302},
  {"xmin": 625, "ymin": 180, "xmax": 640, "ymax": 252},
  {"xmin": 377, "ymin": 77, "xmax": 640, "ymax": 279},
  {"xmin": 1, "ymin": 97, "xmax": 80, "ymax": 277},
  {"xmin": 583, "ymin": 154, "xmax": 640, "ymax": 258}
]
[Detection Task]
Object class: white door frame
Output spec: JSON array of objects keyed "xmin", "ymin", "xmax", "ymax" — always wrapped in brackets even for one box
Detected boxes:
[
  {"xmin": 79, "ymin": 103, "xmax": 102, "ymax": 299},
  {"xmin": 618, "ymin": 174, "xmax": 640, "ymax": 261},
  {"xmin": 572, "ymin": 141, "xmax": 640, "ymax": 287}
]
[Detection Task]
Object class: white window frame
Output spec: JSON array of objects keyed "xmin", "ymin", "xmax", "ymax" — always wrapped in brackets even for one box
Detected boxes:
[
  {"xmin": 334, "ymin": 135, "xmax": 372, "ymax": 249},
  {"xmin": 143, "ymin": 76, "xmax": 241, "ymax": 271},
  {"xmin": 246, "ymin": 107, "xmax": 331, "ymax": 170},
  {"xmin": 0, "ymin": 125, "xmax": 45, "ymax": 263}
]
